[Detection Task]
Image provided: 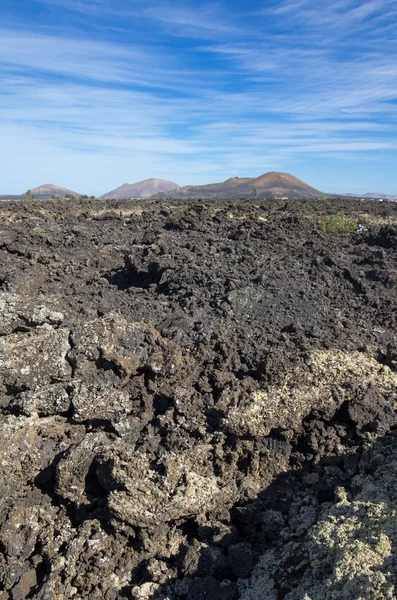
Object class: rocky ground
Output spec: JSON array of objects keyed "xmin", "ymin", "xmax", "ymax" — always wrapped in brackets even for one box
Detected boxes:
[{"xmin": 1, "ymin": 196, "xmax": 397, "ymax": 599}]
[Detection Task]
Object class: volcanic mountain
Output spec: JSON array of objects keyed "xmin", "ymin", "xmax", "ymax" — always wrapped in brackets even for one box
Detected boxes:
[
  {"xmin": 156, "ymin": 172, "xmax": 323, "ymax": 199},
  {"xmin": 27, "ymin": 184, "xmax": 81, "ymax": 199},
  {"xmin": 101, "ymin": 178, "xmax": 179, "ymax": 199}
]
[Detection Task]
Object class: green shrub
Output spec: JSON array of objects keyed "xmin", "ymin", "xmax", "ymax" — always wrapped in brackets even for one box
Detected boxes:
[{"xmin": 318, "ymin": 213, "xmax": 358, "ymax": 233}]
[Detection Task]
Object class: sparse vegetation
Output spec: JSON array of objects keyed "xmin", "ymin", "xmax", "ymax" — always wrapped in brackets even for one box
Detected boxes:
[
  {"xmin": 358, "ymin": 212, "xmax": 397, "ymax": 227},
  {"xmin": 24, "ymin": 189, "xmax": 34, "ymax": 200},
  {"xmin": 318, "ymin": 213, "xmax": 358, "ymax": 233}
]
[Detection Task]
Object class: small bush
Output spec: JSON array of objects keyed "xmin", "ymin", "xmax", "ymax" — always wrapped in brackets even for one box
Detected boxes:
[{"xmin": 318, "ymin": 213, "xmax": 358, "ymax": 233}]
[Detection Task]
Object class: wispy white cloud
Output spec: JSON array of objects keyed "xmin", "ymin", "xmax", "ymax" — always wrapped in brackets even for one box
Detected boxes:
[
  {"xmin": 263, "ymin": 0, "xmax": 396, "ymax": 30},
  {"xmin": 35, "ymin": 0, "xmax": 246, "ymax": 39},
  {"xmin": 0, "ymin": 28, "xmax": 221, "ymax": 90},
  {"xmin": 0, "ymin": 0, "xmax": 397, "ymax": 193}
]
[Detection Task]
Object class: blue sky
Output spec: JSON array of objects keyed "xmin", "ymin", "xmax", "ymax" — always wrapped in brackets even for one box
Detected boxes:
[{"xmin": 1, "ymin": 0, "xmax": 397, "ymax": 195}]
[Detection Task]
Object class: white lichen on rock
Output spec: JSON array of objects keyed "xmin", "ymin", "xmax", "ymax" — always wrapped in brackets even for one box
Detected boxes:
[
  {"xmin": 225, "ymin": 349, "xmax": 397, "ymax": 437},
  {"xmin": 240, "ymin": 445, "xmax": 397, "ymax": 600}
]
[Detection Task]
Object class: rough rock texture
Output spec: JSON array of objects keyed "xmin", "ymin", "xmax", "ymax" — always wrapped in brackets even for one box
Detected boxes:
[{"xmin": 1, "ymin": 196, "xmax": 397, "ymax": 599}]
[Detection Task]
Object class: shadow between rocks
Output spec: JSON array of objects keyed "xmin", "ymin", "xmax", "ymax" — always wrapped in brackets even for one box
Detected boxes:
[{"xmin": 141, "ymin": 417, "xmax": 397, "ymax": 600}]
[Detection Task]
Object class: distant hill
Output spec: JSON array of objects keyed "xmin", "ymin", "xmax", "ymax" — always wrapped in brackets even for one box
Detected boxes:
[
  {"xmin": 345, "ymin": 192, "xmax": 397, "ymax": 201},
  {"xmin": 155, "ymin": 172, "xmax": 323, "ymax": 199},
  {"xmin": 101, "ymin": 178, "xmax": 179, "ymax": 199},
  {"xmin": 27, "ymin": 184, "xmax": 81, "ymax": 199},
  {"xmin": 0, "ymin": 184, "xmax": 82, "ymax": 201},
  {"xmin": 164, "ymin": 176, "xmax": 255, "ymax": 199}
]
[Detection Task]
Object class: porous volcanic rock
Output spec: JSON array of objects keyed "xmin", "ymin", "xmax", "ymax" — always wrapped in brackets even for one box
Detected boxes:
[{"xmin": 1, "ymin": 196, "xmax": 397, "ymax": 598}]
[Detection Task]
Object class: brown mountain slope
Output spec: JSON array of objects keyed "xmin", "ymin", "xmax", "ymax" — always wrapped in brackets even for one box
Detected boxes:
[
  {"xmin": 28, "ymin": 184, "xmax": 81, "ymax": 199},
  {"xmin": 156, "ymin": 172, "xmax": 322, "ymax": 199},
  {"xmin": 101, "ymin": 178, "xmax": 179, "ymax": 199},
  {"xmin": 152, "ymin": 177, "xmax": 254, "ymax": 198},
  {"xmin": 170, "ymin": 176, "xmax": 255, "ymax": 198},
  {"xmin": 250, "ymin": 172, "xmax": 322, "ymax": 198}
]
